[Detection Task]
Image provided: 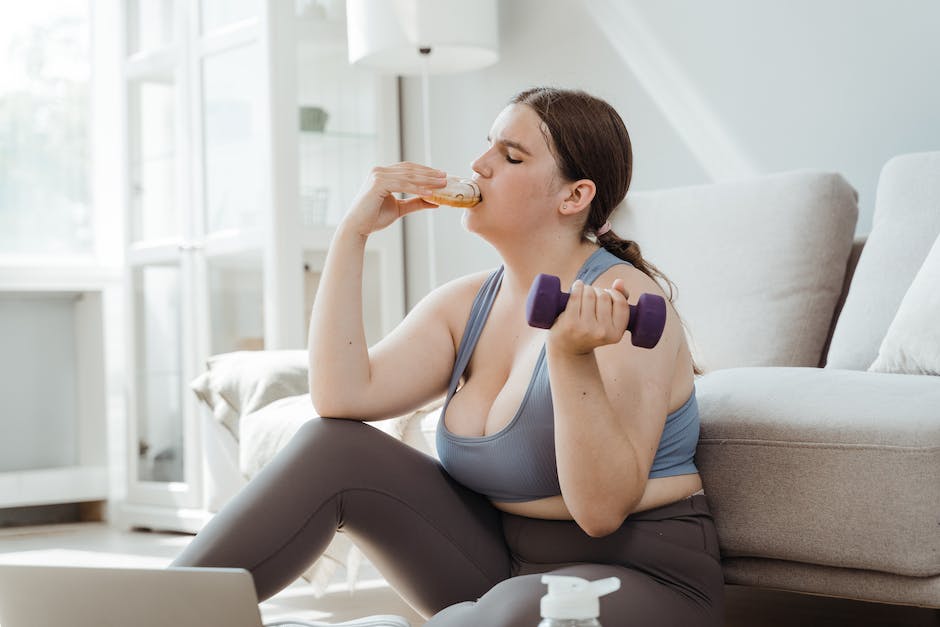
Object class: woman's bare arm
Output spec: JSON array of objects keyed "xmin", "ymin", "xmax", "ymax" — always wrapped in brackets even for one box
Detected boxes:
[
  {"xmin": 547, "ymin": 267, "xmax": 683, "ymax": 537},
  {"xmin": 308, "ymin": 163, "xmax": 471, "ymax": 420}
]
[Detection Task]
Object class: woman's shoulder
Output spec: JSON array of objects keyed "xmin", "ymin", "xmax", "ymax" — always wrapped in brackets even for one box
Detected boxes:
[
  {"xmin": 432, "ymin": 268, "xmax": 498, "ymax": 309},
  {"xmin": 415, "ymin": 269, "xmax": 498, "ymax": 347},
  {"xmin": 445, "ymin": 267, "xmax": 500, "ymax": 289},
  {"xmin": 594, "ymin": 259, "xmax": 689, "ymax": 367},
  {"xmin": 593, "ymin": 260, "xmax": 667, "ymax": 300},
  {"xmin": 414, "ymin": 268, "xmax": 497, "ymax": 319}
]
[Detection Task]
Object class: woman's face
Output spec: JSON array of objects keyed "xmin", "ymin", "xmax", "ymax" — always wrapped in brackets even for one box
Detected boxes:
[{"xmin": 466, "ymin": 104, "xmax": 567, "ymax": 236}]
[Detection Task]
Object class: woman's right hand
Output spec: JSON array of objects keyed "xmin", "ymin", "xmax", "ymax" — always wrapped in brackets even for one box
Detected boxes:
[{"xmin": 343, "ymin": 162, "xmax": 448, "ymax": 236}]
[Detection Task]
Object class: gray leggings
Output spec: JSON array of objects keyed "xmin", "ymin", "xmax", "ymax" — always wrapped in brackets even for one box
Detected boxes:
[{"xmin": 171, "ymin": 417, "xmax": 724, "ymax": 626}]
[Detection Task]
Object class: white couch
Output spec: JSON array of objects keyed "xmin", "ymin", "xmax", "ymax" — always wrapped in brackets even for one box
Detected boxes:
[
  {"xmin": 622, "ymin": 151, "xmax": 940, "ymax": 608},
  {"xmin": 193, "ymin": 151, "xmax": 940, "ymax": 608}
]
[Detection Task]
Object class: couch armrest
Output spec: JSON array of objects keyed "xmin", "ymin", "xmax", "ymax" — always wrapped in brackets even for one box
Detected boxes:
[{"xmin": 695, "ymin": 367, "xmax": 940, "ymax": 577}]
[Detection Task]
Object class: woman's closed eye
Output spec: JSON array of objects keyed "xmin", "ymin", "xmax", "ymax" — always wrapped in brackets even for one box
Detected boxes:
[{"xmin": 506, "ymin": 154, "xmax": 522, "ymax": 164}]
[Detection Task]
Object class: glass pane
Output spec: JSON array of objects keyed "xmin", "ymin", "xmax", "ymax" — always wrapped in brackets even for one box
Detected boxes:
[
  {"xmin": 0, "ymin": 1, "xmax": 92, "ymax": 256},
  {"xmin": 299, "ymin": 131, "xmax": 375, "ymax": 227},
  {"xmin": 134, "ymin": 264, "xmax": 184, "ymax": 483},
  {"xmin": 297, "ymin": 27, "xmax": 377, "ymax": 226},
  {"xmin": 130, "ymin": 78, "xmax": 180, "ymax": 241},
  {"xmin": 127, "ymin": 0, "xmax": 175, "ymax": 54},
  {"xmin": 201, "ymin": 0, "xmax": 257, "ymax": 33},
  {"xmin": 202, "ymin": 44, "xmax": 263, "ymax": 233},
  {"xmin": 208, "ymin": 254, "xmax": 264, "ymax": 354},
  {"xmin": 0, "ymin": 294, "xmax": 78, "ymax": 472}
]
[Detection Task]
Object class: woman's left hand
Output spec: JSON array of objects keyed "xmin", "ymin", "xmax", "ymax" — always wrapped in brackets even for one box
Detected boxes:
[{"xmin": 546, "ymin": 279, "xmax": 631, "ymax": 356}]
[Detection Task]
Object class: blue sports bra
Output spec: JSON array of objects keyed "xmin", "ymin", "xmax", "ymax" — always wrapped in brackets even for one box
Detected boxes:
[{"xmin": 436, "ymin": 248, "xmax": 700, "ymax": 503}]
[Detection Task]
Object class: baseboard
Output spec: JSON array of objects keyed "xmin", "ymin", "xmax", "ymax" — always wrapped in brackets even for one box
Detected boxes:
[{"xmin": 111, "ymin": 501, "xmax": 213, "ymax": 534}]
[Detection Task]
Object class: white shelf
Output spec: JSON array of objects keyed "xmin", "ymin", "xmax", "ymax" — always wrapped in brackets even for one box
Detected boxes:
[
  {"xmin": 127, "ymin": 240, "xmax": 186, "ymax": 265},
  {"xmin": 0, "ymin": 467, "xmax": 109, "ymax": 508},
  {"xmin": 0, "ymin": 264, "xmax": 121, "ymax": 291},
  {"xmin": 300, "ymin": 130, "xmax": 378, "ymax": 140},
  {"xmin": 203, "ymin": 229, "xmax": 264, "ymax": 258},
  {"xmin": 0, "ymin": 285, "xmax": 112, "ymax": 511}
]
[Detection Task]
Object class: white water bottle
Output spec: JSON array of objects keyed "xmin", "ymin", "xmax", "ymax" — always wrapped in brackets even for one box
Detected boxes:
[{"xmin": 537, "ymin": 575, "xmax": 621, "ymax": 627}]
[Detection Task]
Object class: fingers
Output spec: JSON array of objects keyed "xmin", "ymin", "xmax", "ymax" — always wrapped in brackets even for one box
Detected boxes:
[
  {"xmin": 397, "ymin": 195, "xmax": 440, "ymax": 216},
  {"xmin": 569, "ymin": 280, "xmax": 630, "ymax": 341},
  {"xmin": 565, "ymin": 279, "xmax": 593, "ymax": 319},
  {"xmin": 370, "ymin": 163, "xmax": 447, "ymax": 198},
  {"xmin": 588, "ymin": 285, "xmax": 621, "ymax": 340},
  {"xmin": 347, "ymin": 163, "xmax": 449, "ymax": 235},
  {"xmin": 596, "ymin": 288, "xmax": 615, "ymax": 333},
  {"xmin": 607, "ymin": 287, "xmax": 629, "ymax": 336},
  {"xmin": 610, "ymin": 278, "xmax": 630, "ymax": 300},
  {"xmin": 551, "ymin": 279, "xmax": 638, "ymax": 354}
]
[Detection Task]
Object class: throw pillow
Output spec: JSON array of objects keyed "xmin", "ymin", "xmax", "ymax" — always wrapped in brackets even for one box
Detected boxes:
[
  {"xmin": 869, "ymin": 232, "xmax": 940, "ymax": 375},
  {"xmin": 190, "ymin": 350, "xmax": 309, "ymax": 436},
  {"xmin": 826, "ymin": 151, "xmax": 940, "ymax": 369}
]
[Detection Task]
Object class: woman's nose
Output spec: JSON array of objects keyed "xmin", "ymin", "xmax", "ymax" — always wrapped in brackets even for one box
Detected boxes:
[{"xmin": 470, "ymin": 150, "xmax": 491, "ymax": 178}]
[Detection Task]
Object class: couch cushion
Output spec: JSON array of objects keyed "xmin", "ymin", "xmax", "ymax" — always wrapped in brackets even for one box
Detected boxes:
[
  {"xmin": 869, "ymin": 231, "xmax": 940, "ymax": 375},
  {"xmin": 826, "ymin": 151, "xmax": 940, "ymax": 370},
  {"xmin": 721, "ymin": 558, "xmax": 940, "ymax": 608},
  {"xmin": 695, "ymin": 367, "xmax": 940, "ymax": 578},
  {"xmin": 614, "ymin": 170, "xmax": 858, "ymax": 372}
]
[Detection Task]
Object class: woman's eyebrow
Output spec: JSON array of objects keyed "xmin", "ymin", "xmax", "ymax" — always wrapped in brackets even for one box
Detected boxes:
[{"xmin": 486, "ymin": 135, "xmax": 533, "ymax": 156}]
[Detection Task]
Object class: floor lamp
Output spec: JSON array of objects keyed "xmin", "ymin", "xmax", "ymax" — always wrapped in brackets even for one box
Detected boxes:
[{"xmin": 346, "ymin": 0, "xmax": 499, "ymax": 291}]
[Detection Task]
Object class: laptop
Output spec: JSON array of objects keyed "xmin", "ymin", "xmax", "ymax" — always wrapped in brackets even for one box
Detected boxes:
[{"xmin": 0, "ymin": 564, "xmax": 265, "ymax": 627}]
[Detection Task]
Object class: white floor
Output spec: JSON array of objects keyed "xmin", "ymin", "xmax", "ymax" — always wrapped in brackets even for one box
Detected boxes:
[
  {"xmin": 0, "ymin": 522, "xmax": 426, "ymax": 626},
  {"xmin": 1, "ymin": 522, "xmax": 937, "ymax": 626}
]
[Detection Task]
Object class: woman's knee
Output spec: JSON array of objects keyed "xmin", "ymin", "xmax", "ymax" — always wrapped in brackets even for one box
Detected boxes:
[
  {"xmin": 290, "ymin": 415, "xmax": 367, "ymax": 451},
  {"xmin": 282, "ymin": 416, "xmax": 405, "ymax": 475},
  {"xmin": 250, "ymin": 416, "xmax": 368, "ymax": 484},
  {"xmin": 295, "ymin": 414, "xmax": 362, "ymax": 434},
  {"xmin": 426, "ymin": 575, "xmax": 543, "ymax": 626}
]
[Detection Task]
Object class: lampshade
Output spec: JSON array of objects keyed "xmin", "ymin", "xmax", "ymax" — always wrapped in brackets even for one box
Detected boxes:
[{"xmin": 346, "ymin": 0, "xmax": 499, "ymax": 75}]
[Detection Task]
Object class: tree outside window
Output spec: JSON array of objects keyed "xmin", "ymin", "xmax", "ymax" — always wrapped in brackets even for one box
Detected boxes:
[{"xmin": 0, "ymin": 1, "xmax": 92, "ymax": 257}]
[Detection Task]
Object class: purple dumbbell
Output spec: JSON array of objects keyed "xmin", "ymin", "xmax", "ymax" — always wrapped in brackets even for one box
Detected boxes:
[{"xmin": 525, "ymin": 273, "xmax": 667, "ymax": 349}]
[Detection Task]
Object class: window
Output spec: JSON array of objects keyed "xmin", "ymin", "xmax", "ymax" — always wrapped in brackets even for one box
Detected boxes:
[{"xmin": 0, "ymin": 1, "xmax": 92, "ymax": 257}]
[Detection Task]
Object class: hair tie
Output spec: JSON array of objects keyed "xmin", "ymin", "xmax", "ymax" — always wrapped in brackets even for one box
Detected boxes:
[{"xmin": 596, "ymin": 221, "xmax": 612, "ymax": 236}]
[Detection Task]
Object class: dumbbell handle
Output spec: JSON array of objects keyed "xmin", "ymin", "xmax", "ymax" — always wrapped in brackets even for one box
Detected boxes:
[{"xmin": 525, "ymin": 273, "xmax": 667, "ymax": 349}]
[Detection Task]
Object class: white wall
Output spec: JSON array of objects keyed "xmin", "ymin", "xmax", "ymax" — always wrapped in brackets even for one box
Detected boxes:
[{"xmin": 400, "ymin": 0, "xmax": 940, "ymax": 307}]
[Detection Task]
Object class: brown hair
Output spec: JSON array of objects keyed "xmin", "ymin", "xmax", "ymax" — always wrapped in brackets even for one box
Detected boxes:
[{"xmin": 512, "ymin": 87, "xmax": 700, "ymax": 373}]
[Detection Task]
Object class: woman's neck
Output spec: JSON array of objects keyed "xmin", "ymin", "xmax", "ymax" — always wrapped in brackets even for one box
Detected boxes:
[{"xmin": 494, "ymin": 235, "xmax": 600, "ymax": 300}]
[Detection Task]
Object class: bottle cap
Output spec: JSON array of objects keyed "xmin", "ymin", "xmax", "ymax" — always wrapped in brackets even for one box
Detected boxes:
[{"xmin": 540, "ymin": 575, "xmax": 621, "ymax": 620}]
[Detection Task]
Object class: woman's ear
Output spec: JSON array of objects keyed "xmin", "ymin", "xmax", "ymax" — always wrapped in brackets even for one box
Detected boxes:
[{"xmin": 559, "ymin": 179, "xmax": 596, "ymax": 216}]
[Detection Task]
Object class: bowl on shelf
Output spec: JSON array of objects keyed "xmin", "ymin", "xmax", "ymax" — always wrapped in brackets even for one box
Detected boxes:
[{"xmin": 299, "ymin": 105, "xmax": 329, "ymax": 132}]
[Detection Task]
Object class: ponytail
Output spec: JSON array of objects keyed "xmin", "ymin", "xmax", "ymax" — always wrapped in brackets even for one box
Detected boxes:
[{"xmin": 596, "ymin": 229, "xmax": 675, "ymax": 302}]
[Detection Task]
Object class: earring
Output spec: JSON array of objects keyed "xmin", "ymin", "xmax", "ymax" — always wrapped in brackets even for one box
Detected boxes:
[{"xmin": 563, "ymin": 203, "xmax": 568, "ymax": 210}]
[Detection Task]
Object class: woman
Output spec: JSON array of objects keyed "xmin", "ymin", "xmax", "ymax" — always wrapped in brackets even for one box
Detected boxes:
[{"xmin": 172, "ymin": 87, "xmax": 724, "ymax": 626}]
